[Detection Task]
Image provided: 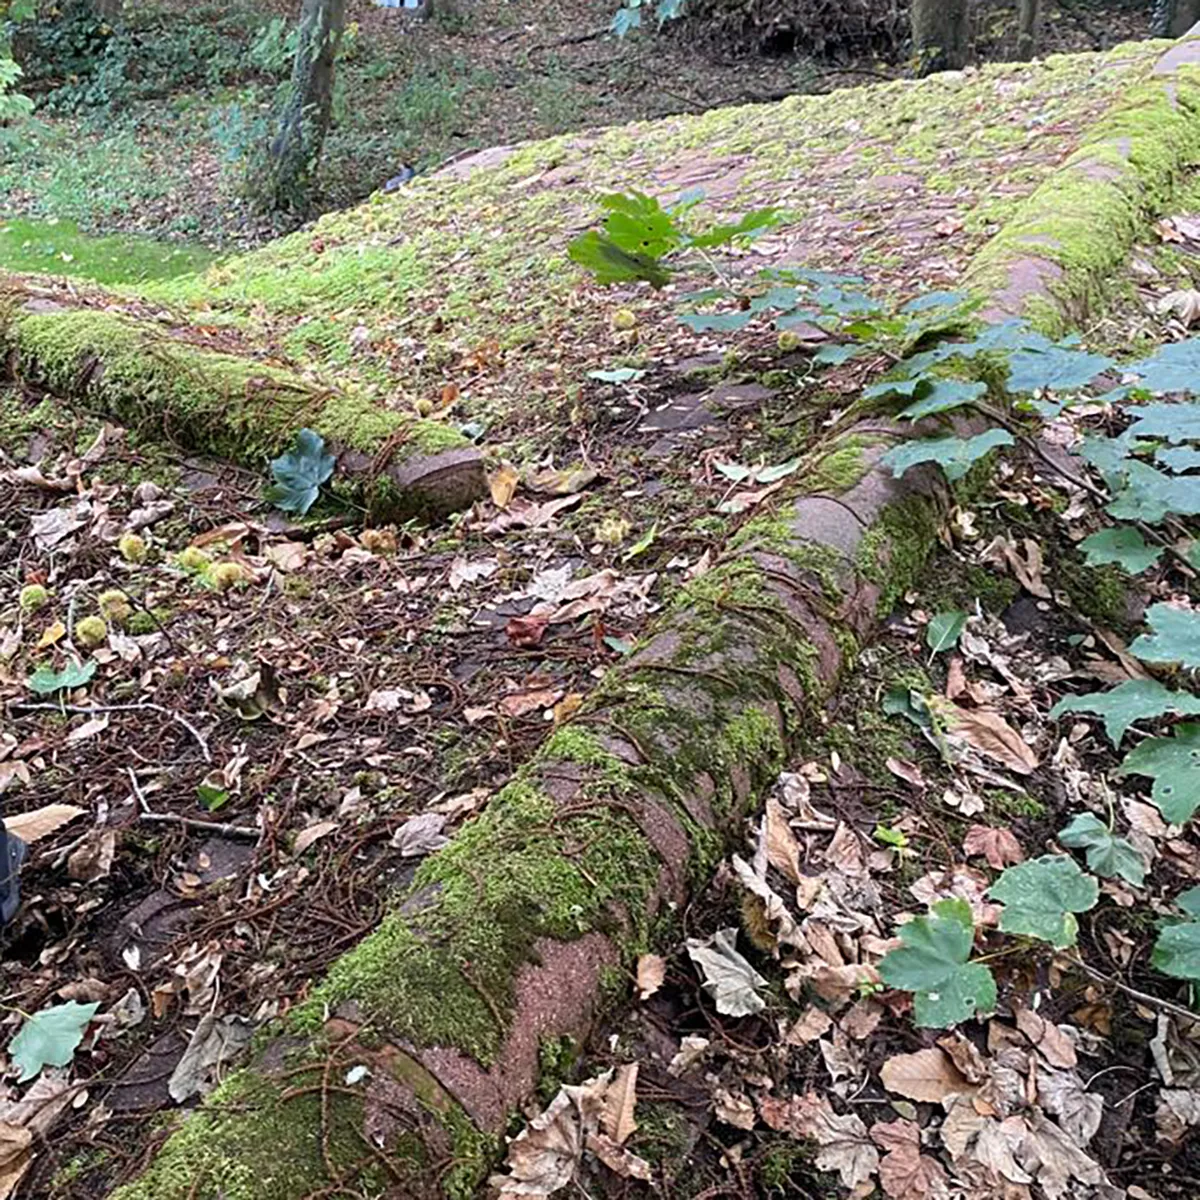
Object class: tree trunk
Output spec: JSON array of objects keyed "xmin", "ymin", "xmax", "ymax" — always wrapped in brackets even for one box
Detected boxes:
[
  {"xmin": 911, "ymin": 0, "xmax": 969, "ymax": 75},
  {"xmin": 258, "ymin": 0, "xmax": 345, "ymax": 212},
  {"xmin": 1169, "ymin": 0, "xmax": 1200, "ymax": 36},
  {"xmin": 1017, "ymin": 0, "xmax": 1041, "ymax": 59}
]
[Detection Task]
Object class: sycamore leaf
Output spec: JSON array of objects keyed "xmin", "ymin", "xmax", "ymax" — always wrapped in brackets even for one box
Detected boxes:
[
  {"xmin": 1130, "ymin": 603, "xmax": 1200, "ymax": 668},
  {"xmin": 882, "ymin": 429, "xmax": 1014, "ymax": 483},
  {"xmin": 265, "ymin": 429, "xmax": 335, "ymax": 516},
  {"xmin": 1118, "ymin": 724, "xmax": 1200, "ymax": 824},
  {"xmin": 685, "ymin": 927, "xmax": 766, "ymax": 1017},
  {"xmin": 926, "ymin": 610, "xmax": 968, "ymax": 654},
  {"xmin": 1078, "ymin": 527, "xmax": 1162, "ymax": 574},
  {"xmin": 26, "ymin": 658, "xmax": 95, "ymax": 697},
  {"xmin": 1057, "ymin": 813, "xmax": 1146, "ymax": 886},
  {"xmin": 898, "ymin": 379, "xmax": 988, "ymax": 421},
  {"xmin": 9, "ymin": 1001, "xmax": 99, "ymax": 1082},
  {"xmin": 1106, "ymin": 461, "xmax": 1200, "ymax": 523},
  {"xmin": 1005, "ymin": 345, "xmax": 1113, "ymax": 394},
  {"xmin": 1050, "ymin": 679, "xmax": 1200, "ymax": 746},
  {"xmin": 1158, "ymin": 445, "xmax": 1200, "ymax": 472},
  {"xmin": 989, "ymin": 855, "xmax": 1098, "ymax": 948},
  {"xmin": 1153, "ymin": 922, "xmax": 1200, "ymax": 980},
  {"xmin": 877, "ymin": 899, "xmax": 996, "ymax": 1028},
  {"xmin": 1178, "ymin": 885, "xmax": 1200, "ymax": 918},
  {"xmin": 568, "ymin": 230, "xmax": 672, "ymax": 289}
]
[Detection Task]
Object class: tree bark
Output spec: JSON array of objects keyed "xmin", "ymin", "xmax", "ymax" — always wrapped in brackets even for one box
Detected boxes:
[
  {"xmin": 258, "ymin": 0, "xmax": 345, "ymax": 212},
  {"xmin": 1169, "ymin": 0, "xmax": 1200, "ymax": 36},
  {"xmin": 911, "ymin": 0, "xmax": 970, "ymax": 75},
  {"xmin": 1017, "ymin": 0, "xmax": 1041, "ymax": 59}
]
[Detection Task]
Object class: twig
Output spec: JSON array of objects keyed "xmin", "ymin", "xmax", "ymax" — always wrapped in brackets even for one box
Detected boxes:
[
  {"xmin": 10, "ymin": 701, "xmax": 212, "ymax": 762},
  {"xmin": 138, "ymin": 813, "xmax": 260, "ymax": 841},
  {"xmin": 527, "ymin": 25, "xmax": 609, "ymax": 52},
  {"xmin": 1076, "ymin": 958, "xmax": 1200, "ymax": 1025}
]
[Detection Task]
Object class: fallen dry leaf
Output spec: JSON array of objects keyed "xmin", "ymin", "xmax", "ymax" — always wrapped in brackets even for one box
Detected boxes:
[
  {"xmin": 67, "ymin": 829, "xmax": 117, "ymax": 882},
  {"xmin": 759, "ymin": 1092, "xmax": 879, "ymax": 1189},
  {"xmin": 489, "ymin": 462, "xmax": 520, "ymax": 509},
  {"xmin": 498, "ymin": 687, "xmax": 563, "ymax": 719},
  {"xmin": 294, "ymin": 821, "xmax": 338, "ymax": 855},
  {"xmin": 872, "ymin": 1118, "xmax": 949, "ymax": 1200},
  {"xmin": 880, "ymin": 1049, "xmax": 970, "ymax": 1105},
  {"xmin": 786, "ymin": 1007, "xmax": 833, "ymax": 1045},
  {"xmin": 1016, "ymin": 1009, "xmax": 1077, "ymax": 1069},
  {"xmin": 1036, "ymin": 1066, "xmax": 1102, "ymax": 1147},
  {"xmin": 635, "ymin": 954, "xmax": 665, "ymax": 1001},
  {"xmin": 6, "ymin": 803, "xmax": 86, "ymax": 844},
  {"xmin": 585, "ymin": 1132, "xmax": 652, "ymax": 1181},
  {"xmin": 963, "ymin": 825, "xmax": 1025, "ymax": 870},
  {"xmin": 1156, "ymin": 1087, "xmax": 1200, "ymax": 1143},
  {"xmin": 943, "ymin": 703, "xmax": 1039, "ymax": 775},
  {"xmin": 600, "ymin": 1064, "xmax": 638, "ymax": 1145},
  {"xmin": 764, "ymin": 796, "xmax": 802, "ymax": 883}
]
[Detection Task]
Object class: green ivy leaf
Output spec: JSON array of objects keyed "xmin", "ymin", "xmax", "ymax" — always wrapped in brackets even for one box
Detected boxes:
[
  {"xmin": 898, "ymin": 379, "xmax": 989, "ymax": 421},
  {"xmin": 864, "ymin": 376, "xmax": 929, "ymax": 402},
  {"xmin": 927, "ymin": 610, "xmax": 968, "ymax": 654},
  {"xmin": 1057, "ymin": 813, "xmax": 1146, "ymax": 887},
  {"xmin": 1124, "ymin": 401, "xmax": 1200, "ymax": 444},
  {"xmin": 881, "ymin": 429, "xmax": 1014, "ymax": 483},
  {"xmin": 1152, "ymin": 922, "xmax": 1200, "ymax": 980},
  {"xmin": 265, "ymin": 429, "xmax": 336, "ymax": 516},
  {"xmin": 1005, "ymin": 345, "xmax": 1113, "ymax": 394},
  {"xmin": 26, "ymin": 658, "xmax": 96, "ymax": 697},
  {"xmin": 1118, "ymin": 724, "xmax": 1200, "ymax": 825},
  {"xmin": 989, "ymin": 855, "xmax": 1099, "ymax": 948},
  {"xmin": 567, "ymin": 229, "xmax": 672, "ymax": 288},
  {"xmin": 1050, "ymin": 679, "xmax": 1200, "ymax": 746},
  {"xmin": 1079, "ymin": 434, "xmax": 1133, "ymax": 487},
  {"xmin": 1130, "ymin": 604, "xmax": 1200, "ymax": 668},
  {"xmin": 9, "ymin": 1000, "xmax": 99, "ymax": 1082},
  {"xmin": 1078, "ymin": 527, "xmax": 1162, "ymax": 574},
  {"xmin": 877, "ymin": 899, "xmax": 996, "ymax": 1028},
  {"xmin": 1128, "ymin": 339, "xmax": 1200, "ymax": 392}
]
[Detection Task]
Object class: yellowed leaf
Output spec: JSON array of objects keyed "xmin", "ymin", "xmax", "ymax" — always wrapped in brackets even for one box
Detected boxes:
[
  {"xmin": 6, "ymin": 803, "xmax": 86, "ymax": 844},
  {"xmin": 36, "ymin": 621, "xmax": 66, "ymax": 650},
  {"xmin": 489, "ymin": 462, "xmax": 520, "ymax": 509},
  {"xmin": 880, "ymin": 1049, "xmax": 969, "ymax": 1105}
]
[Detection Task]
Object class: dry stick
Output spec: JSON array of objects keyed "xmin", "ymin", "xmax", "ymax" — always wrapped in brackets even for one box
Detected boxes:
[
  {"xmin": 127, "ymin": 767, "xmax": 259, "ymax": 841},
  {"xmin": 1074, "ymin": 957, "xmax": 1200, "ymax": 1025},
  {"xmin": 11, "ymin": 701, "xmax": 212, "ymax": 762}
]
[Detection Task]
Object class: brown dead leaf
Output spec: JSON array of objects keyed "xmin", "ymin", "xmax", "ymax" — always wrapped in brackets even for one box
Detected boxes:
[
  {"xmin": 872, "ymin": 1118, "xmax": 949, "ymax": 1200},
  {"xmin": 963, "ymin": 825, "xmax": 1025, "ymax": 870},
  {"xmin": 67, "ymin": 830, "xmax": 116, "ymax": 882},
  {"xmin": 585, "ymin": 1132, "xmax": 652, "ymax": 1181},
  {"xmin": 601, "ymin": 1064, "xmax": 638, "ymax": 1145},
  {"xmin": 635, "ymin": 954, "xmax": 665, "ymax": 1002},
  {"xmin": 1036, "ymin": 1067, "xmax": 1101, "ymax": 1147},
  {"xmin": 759, "ymin": 1092, "xmax": 879, "ymax": 1190},
  {"xmin": 264, "ymin": 541, "xmax": 308, "ymax": 573},
  {"xmin": 294, "ymin": 821, "xmax": 338, "ymax": 855},
  {"xmin": 66, "ymin": 714, "xmax": 109, "ymax": 743},
  {"xmin": 936, "ymin": 1031, "xmax": 990, "ymax": 1084},
  {"xmin": 880, "ymin": 1049, "xmax": 970, "ymax": 1105},
  {"xmin": 6, "ymin": 802, "xmax": 86, "ymax": 844},
  {"xmin": 885, "ymin": 757, "xmax": 926, "ymax": 790},
  {"xmin": 482, "ymin": 494, "xmax": 582, "ymax": 533},
  {"xmin": 786, "ymin": 1007, "xmax": 834, "ymax": 1046},
  {"xmin": 506, "ymin": 614, "xmax": 548, "ymax": 647},
  {"xmin": 498, "ymin": 688, "xmax": 563, "ymax": 719},
  {"xmin": 489, "ymin": 462, "xmax": 520, "ymax": 509},
  {"xmin": 944, "ymin": 704, "xmax": 1038, "ymax": 775},
  {"xmin": 0, "ymin": 1124, "xmax": 31, "ymax": 1200},
  {"xmin": 765, "ymin": 796, "xmax": 802, "ymax": 884},
  {"xmin": 939, "ymin": 1095, "xmax": 987, "ymax": 1160},
  {"xmin": 1156, "ymin": 1088, "xmax": 1200, "ymax": 1143},
  {"xmin": 1015, "ymin": 1009, "xmax": 1077, "ymax": 1069},
  {"xmin": 490, "ymin": 1087, "xmax": 580, "ymax": 1197}
]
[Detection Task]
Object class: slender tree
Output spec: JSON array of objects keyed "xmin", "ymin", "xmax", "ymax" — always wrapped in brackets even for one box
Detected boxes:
[
  {"xmin": 911, "ymin": 0, "xmax": 970, "ymax": 75},
  {"xmin": 256, "ymin": 0, "xmax": 345, "ymax": 212},
  {"xmin": 1017, "ymin": 0, "xmax": 1041, "ymax": 58}
]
